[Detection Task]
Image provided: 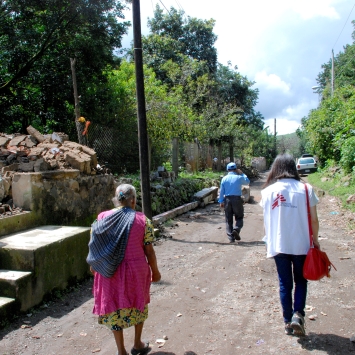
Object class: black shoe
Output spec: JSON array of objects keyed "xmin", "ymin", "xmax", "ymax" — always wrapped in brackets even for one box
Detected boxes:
[
  {"xmin": 291, "ymin": 312, "xmax": 305, "ymax": 336},
  {"xmin": 229, "ymin": 239, "xmax": 235, "ymax": 243},
  {"xmin": 232, "ymin": 229, "xmax": 241, "ymax": 240}
]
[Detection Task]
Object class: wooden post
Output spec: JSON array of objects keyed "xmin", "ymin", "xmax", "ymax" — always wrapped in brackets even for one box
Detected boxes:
[
  {"xmin": 217, "ymin": 143, "xmax": 222, "ymax": 171},
  {"xmin": 193, "ymin": 139, "xmax": 199, "ymax": 173},
  {"xmin": 70, "ymin": 58, "xmax": 86, "ymax": 145},
  {"xmin": 172, "ymin": 137, "xmax": 179, "ymax": 177}
]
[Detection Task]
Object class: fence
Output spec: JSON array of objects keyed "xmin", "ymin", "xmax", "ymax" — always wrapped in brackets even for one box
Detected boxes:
[{"xmin": 85, "ymin": 124, "xmax": 240, "ymax": 174}]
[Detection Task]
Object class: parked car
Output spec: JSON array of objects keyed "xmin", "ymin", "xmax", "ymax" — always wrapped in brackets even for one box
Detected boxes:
[
  {"xmin": 301, "ymin": 153, "xmax": 313, "ymax": 158},
  {"xmin": 296, "ymin": 157, "xmax": 317, "ymax": 175}
]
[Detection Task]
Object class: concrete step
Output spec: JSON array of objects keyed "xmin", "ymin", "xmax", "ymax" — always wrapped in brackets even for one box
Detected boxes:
[
  {"xmin": 0, "ymin": 225, "xmax": 91, "ymax": 312},
  {"xmin": 193, "ymin": 186, "xmax": 218, "ymax": 207},
  {"xmin": 0, "ymin": 297, "xmax": 17, "ymax": 323},
  {"xmin": 0, "ymin": 270, "xmax": 32, "ymax": 311},
  {"xmin": 0, "ymin": 211, "xmax": 41, "ymax": 238}
]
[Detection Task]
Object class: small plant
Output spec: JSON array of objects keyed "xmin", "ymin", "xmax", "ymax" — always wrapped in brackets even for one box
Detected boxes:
[{"xmin": 163, "ymin": 161, "xmax": 173, "ymax": 172}]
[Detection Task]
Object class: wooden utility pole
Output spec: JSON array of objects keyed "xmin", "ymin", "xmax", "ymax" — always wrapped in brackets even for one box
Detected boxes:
[
  {"xmin": 331, "ymin": 49, "xmax": 335, "ymax": 97},
  {"xmin": 132, "ymin": 0, "xmax": 152, "ymax": 219},
  {"xmin": 70, "ymin": 58, "xmax": 86, "ymax": 145},
  {"xmin": 274, "ymin": 118, "xmax": 277, "ymax": 158},
  {"xmin": 172, "ymin": 137, "xmax": 179, "ymax": 178}
]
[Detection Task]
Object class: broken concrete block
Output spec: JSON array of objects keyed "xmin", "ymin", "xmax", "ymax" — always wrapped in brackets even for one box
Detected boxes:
[
  {"xmin": 82, "ymin": 146, "xmax": 98, "ymax": 167},
  {"xmin": 78, "ymin": 152, "xmax": 92, "ymax": 174},
  {"xmin": 65, "ymin": 152, "xmax": 86, "ymax": 172},
  {"xmin": 18, "ymin": 161, "xmax": 35, "ymax": 172},
  {"xmin": 63, "ymin": 141, "xmax": 83, "ymax": 151},
  {"xmin": 9, "ymin": 135, "xmax": 26, "ymax": 147},
  {"xmin": 2, "ymin": 163, "xmax": 19, "ymax": 173},
  {"xmin": 34, "ymin": 158, "xmax": 50, "ymax": 172},
  {"xmin": 0, "ymin": 137, "xmax": 10, "ymax": 147}
]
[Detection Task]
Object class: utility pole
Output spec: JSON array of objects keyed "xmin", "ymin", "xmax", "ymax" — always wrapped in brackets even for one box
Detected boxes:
[
  {"xmin": 331, "ymin": 49, "xmax": 334, "ymax": 97},
  {"xmin": 274, "ymin": 118, "xmax": 277, "ymax": 158},
  {"xmin": 132, "ymin": 0, "xmax": 152, "ymax": 219}
]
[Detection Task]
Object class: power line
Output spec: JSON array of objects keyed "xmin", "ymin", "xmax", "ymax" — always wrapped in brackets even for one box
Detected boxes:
[
  {"xmin": 158, "ymin": 0, "xmax": 171, "ymax": 15},
  {"xmin": 332, "ymin": 2, "xmax": 355, "ymax": 50},
  {"xmin": 175, "ymin": 0, "xmax": 184, "ymax": 12}
]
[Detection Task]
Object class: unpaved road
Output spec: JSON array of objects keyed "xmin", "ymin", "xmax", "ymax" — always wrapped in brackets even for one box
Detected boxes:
[{"xmin": 1, "ymin": 173, "xmax": 355, "ymax": 355}]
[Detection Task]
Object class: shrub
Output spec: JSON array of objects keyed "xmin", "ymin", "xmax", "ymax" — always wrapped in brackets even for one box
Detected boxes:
[{"xmin": 340, "ymin": 136, "xmax": 355, "ymax": 173}]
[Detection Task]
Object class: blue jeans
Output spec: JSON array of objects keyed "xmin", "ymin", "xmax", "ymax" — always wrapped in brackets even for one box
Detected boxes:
[{"xmin": 273, "ymin": 253, "xmax": 308, "ymax": 323}]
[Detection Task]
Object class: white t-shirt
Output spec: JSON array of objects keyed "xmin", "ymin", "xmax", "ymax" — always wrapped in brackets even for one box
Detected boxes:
[{"xmin": 259, "ymin": 179, "xmax": 319, "ymax": 258}]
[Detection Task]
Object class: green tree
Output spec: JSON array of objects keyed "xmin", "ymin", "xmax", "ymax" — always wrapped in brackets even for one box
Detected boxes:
[
  {"xmin": 0, "ymin": 0, "xmax": 129, "ymax": 133},
  {"xmin": 146, "ymin": 5, "xmax": 217, "ymax": 74}
]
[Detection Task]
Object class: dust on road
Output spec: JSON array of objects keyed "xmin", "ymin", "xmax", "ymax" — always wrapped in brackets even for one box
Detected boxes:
[{"xmin": 1, "ymin": 173, "xmax": 355, "ymax": 355}]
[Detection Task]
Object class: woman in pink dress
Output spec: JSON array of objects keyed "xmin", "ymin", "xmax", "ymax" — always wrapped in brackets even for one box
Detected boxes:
[{"xmin": 87, "ymin": 184, "xmax": 161, "ymax": 355}]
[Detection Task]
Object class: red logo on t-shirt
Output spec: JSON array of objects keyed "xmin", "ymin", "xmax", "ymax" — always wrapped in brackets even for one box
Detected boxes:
[{"xmin": 272, "ymin": 193, "xmax": 286, "ymax": 209}]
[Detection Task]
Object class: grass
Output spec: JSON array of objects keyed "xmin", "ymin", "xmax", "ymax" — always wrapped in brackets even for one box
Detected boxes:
[
  {"xmin": 178, "ymin": 170, "xmax": 222, "ymax": 180},
  {"xmin": 307, "ymin": 171, "xmax": 355, "ymax": 213}
]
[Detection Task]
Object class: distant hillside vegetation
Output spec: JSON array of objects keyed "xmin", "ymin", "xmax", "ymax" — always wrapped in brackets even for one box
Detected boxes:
[{"xmin": 276, "ymin": 132, "xmax": 303, "ymax": 158}]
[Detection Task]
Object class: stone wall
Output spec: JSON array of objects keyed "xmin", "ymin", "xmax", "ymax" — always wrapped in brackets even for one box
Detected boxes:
[
  {"xmin": 12, "ymin": 170, "xmax": 116, "ymax": 226},
  {"xmin": 10, "ymin": 170, "xmax": 219, "ymax": 228}
]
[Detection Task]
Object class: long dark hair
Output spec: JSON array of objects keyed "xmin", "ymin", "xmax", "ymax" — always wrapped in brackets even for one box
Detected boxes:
[{"xmin": 263, "ymin": 154, "xmax": 300, "ymax": 187}]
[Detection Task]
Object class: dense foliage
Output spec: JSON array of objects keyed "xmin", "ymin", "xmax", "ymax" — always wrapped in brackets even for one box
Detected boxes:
[
  {"xmin": 300, "ymin": 22, "xmax": 355, "ymax": 174},
  {"xmin": 0, "ymin": 0, "xmax": 129, "ymax": 134},
  {"xmin": 1, "ymin": 2, "xmax": 275, "ymax": 172}
]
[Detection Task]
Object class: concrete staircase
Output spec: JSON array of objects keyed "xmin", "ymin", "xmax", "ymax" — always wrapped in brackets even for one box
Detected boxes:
[
  {"xmin": 0, "ymin": 186, "xmax": 219, "ymax": 322},
  {"xmin": 0, "ymin": 225, "xmax": 90, "ymax": 322}
]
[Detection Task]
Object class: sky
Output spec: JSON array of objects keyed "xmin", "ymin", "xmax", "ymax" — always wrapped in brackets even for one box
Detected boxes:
[{"xmin": 121, "ymin": 0, "xmax": 355, "ymax": 135}]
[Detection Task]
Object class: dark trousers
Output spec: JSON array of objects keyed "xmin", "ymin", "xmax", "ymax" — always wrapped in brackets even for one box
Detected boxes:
[
  {"xmin": 224, "ymin": 195, "xmax": 244, "ymax": 241},
  {"xmin": 274, "ymin": 253, "xmax": 308, "ymax": 323}
]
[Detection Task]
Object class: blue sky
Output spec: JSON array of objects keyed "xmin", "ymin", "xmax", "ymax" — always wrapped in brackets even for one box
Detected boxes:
[{"xmin": 122, "ymin": 0, "xmax": 355, "ymax": 135}]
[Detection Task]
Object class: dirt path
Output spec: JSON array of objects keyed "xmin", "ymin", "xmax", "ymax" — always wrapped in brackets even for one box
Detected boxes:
[{"xmin": 1, "ymin": 174, "xmax": 355, "ymax": 355}]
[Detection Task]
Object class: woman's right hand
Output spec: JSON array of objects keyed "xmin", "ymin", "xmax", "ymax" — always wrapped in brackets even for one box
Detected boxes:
[
  {"xmin": 152, "ymin": 271, "xmax": 161, "ymax": 282},
  {"xmin": 313, "ymin": 240, "xmax": 320, "ymax": 249}
]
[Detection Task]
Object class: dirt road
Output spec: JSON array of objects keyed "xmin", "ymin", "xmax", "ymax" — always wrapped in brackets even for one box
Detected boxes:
[{"xmin": 1, "ymin": 173, "xmax": 355, "ymax": 355}]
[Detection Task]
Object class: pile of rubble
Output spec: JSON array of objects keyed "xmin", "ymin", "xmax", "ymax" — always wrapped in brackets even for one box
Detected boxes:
[
  {"xmin": 0, "ymin": 126, "xmax": 111, "ymax": 207},
  {"xmin": 0, "ymin": 126, "xmax": 109, "ymax": 176}
]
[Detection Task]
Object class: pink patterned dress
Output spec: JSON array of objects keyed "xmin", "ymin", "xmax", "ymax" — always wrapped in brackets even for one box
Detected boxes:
[{"xmin": 92, "ymin": 207, "xmax": 155, "ymax": 330}]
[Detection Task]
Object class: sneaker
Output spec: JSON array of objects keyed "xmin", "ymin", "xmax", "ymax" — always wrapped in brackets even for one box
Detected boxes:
[
  {"xmin": 232, "ymin": 229, "xmax": 241, "ymax": 240},
  {"xmin": 229, "ymin": 239, "xmax": 235, "ymax": 243},
  {"xmin": 291, "ymin": 312, "xmax": 305, "ymax": 335},
  {"xmin": 284, "ymin": 322, "xmax": 293, "ymax": 335}
]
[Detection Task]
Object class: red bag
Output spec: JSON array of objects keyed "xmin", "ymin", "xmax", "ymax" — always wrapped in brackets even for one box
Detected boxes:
[{"xmin": 303, "ymin": 184, "xmax": 336, "ymax": 281}]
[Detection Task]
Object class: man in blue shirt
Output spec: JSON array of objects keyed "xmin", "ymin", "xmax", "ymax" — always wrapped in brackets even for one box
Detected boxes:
[{"xmin": 218, "ymin": 162, "xmax": 250, "ymax": 242}]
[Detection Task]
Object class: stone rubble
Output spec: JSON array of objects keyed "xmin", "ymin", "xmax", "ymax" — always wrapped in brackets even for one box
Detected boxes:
[{"xmin": 0, "ymin": 127, "xmax": 110, "ymax": 207}]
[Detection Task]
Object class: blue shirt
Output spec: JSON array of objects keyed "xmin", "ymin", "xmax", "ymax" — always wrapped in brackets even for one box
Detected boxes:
[{"xmin": 218, "ymin": 172, "xmax": 250, "ymax": 203}]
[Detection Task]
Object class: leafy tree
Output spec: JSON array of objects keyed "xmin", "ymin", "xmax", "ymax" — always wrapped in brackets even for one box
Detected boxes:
[
  {"xmin": 143, "ymin": 5, "xmax": 217, "ymax": 82},
  {"xmin": 303, "ymin": 85, "xmax": 355, "ymax": 165},
  {"xmin": 0, "ymin": 0, "xmax": 129, "ymax": 133}
]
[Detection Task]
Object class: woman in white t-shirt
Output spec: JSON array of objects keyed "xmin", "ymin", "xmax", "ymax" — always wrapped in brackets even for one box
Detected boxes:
[{"xmin": 259, "ymin": 154, "xmax": 320, "ymax": 336}]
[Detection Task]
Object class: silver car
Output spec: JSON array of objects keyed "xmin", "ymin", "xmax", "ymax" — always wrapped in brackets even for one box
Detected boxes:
[{"xmin": 296, "ymin": 157, "xmax": 317, "ymax": 175}]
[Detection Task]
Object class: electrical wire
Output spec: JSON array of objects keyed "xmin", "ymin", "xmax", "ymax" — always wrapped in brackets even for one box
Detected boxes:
[
  {"xmin": 332, "ymin": 2, "xmax": 355, "ymax": 50},
  {"xmin": 175, "ymin": 0, "xmax": 184, "ymax": 12},
  {"xmin": 158, "ymin": 0, "xmax": 171, "ymax": 15}
]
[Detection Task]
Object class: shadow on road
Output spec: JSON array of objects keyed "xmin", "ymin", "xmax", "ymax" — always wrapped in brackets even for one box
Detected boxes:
[
  {"xmin": 150, "ymin": 352, "xmax": 197, "ymax": 355},
  {"xmin": 170, "ymin": 238, "xmax": 265, "ymax": 248},
  {"xmin": 298, "ymin": 332, "xmax": 355, "ymax": 354}
]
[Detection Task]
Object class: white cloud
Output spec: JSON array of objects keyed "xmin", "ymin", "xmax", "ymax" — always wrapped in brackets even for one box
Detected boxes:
[
  {"xmin": 123, "ymin": 0, "xmax": 353, "ymax": 135},
  {"xmin": 263, "ymin": 100, "xmax": 318, "ymax": 135},
  {"xmin": 290, "ymin": 0, "xmax": 340, "ymax": 20},
  {"xmin": 254, "ymin": 71, "xmax": 291, "ymax": 94}
]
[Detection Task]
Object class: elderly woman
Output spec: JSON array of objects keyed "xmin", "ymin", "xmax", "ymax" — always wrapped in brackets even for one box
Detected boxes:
[
  {"xmin": 87, "ymin": 184, "xmax": 161, "ymax": 355},
  {"xmin": 259, "ymin": 155, "xmax": 320, "ymax": 336}
]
